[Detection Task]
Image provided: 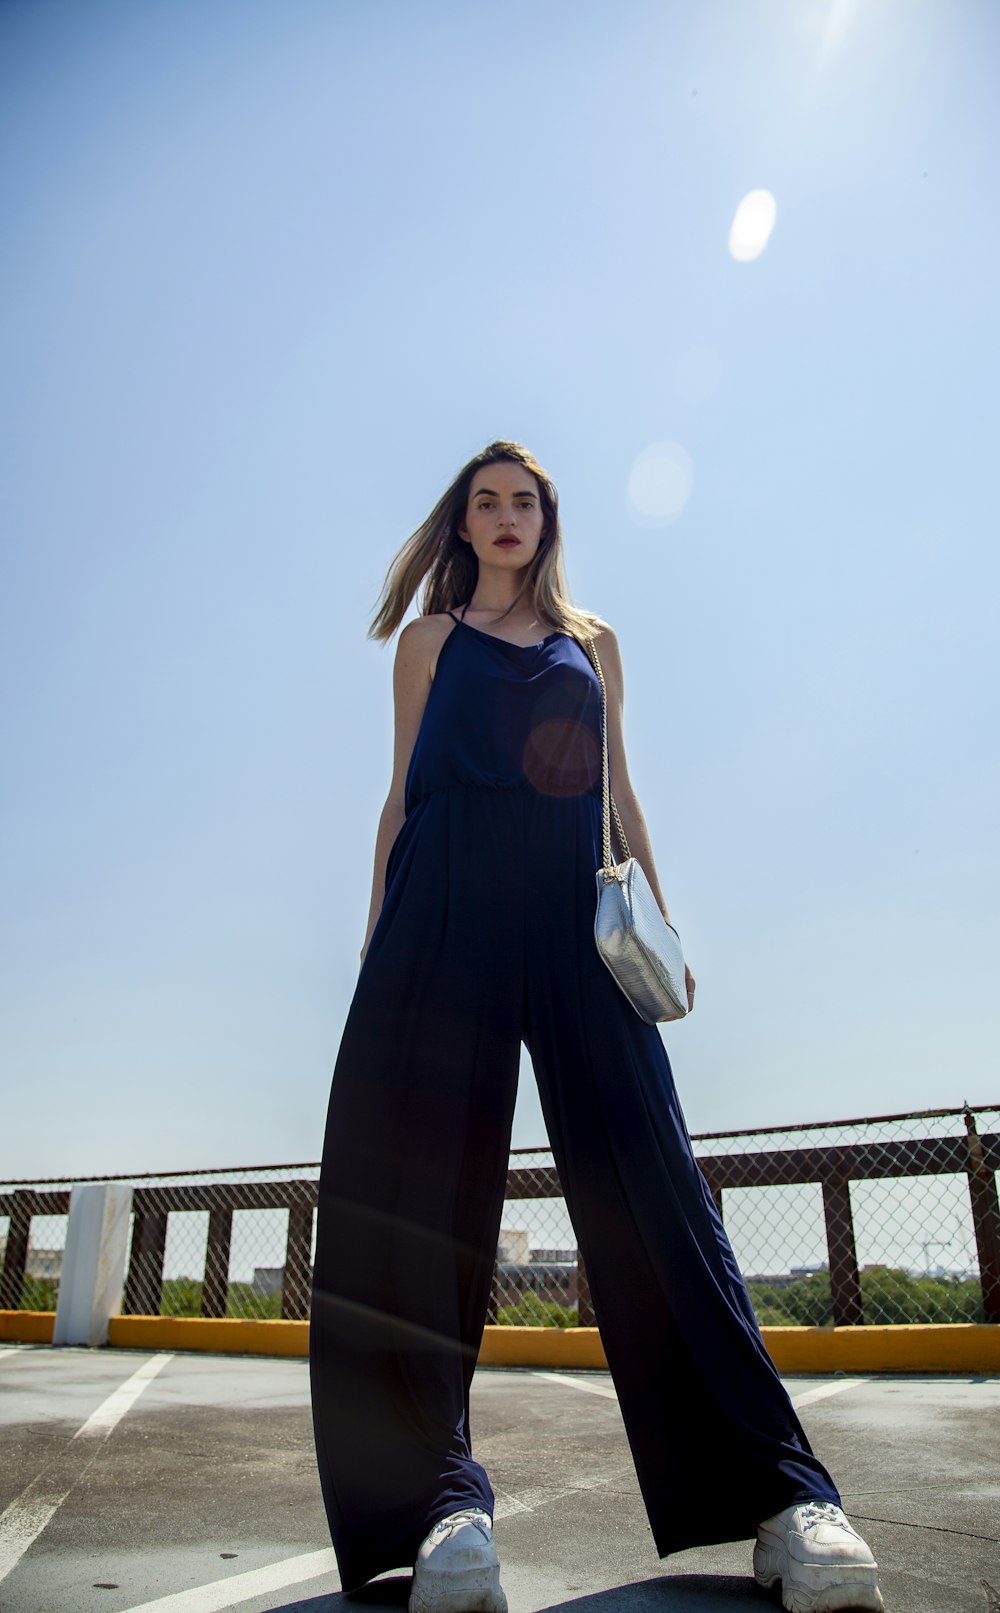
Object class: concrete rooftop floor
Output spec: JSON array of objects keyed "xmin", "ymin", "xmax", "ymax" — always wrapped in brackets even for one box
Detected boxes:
[{"xmin": 0, "ymin": 1343, "xmax": 997, "ymax": 1613}]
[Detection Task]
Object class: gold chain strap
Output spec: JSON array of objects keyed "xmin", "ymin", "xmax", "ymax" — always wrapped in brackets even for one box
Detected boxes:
[{"xmin": 581, "ymin": 634, "xmax": 631, "ymax": 877}]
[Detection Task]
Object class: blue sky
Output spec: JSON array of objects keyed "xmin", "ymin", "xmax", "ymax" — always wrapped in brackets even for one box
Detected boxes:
[{"xmin": 2, "ymin": 0, "xmax": 997, "ymax": 1183}]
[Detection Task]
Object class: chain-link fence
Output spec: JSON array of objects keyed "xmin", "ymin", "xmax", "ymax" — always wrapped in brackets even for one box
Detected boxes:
[
  {"xmin": 2, "ymin": 1103, "xmax": 997, "ymax": 1327},
  {"xmin": 690, "ymin": 1103, "xmax": 999, "ymax": 1328}
]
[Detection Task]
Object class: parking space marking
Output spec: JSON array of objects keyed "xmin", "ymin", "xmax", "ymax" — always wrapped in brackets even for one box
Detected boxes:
[
  {"xmin": 790, "ymin": 1378, "xmax": 873, "ymax": 1408},
  {"xmin": 529, "ymin": 1370, "xmax": 618, "ymax": 1400},
  {"xmin": 530, "ymin": 1369, "xmax": 872, "ymax": 1412},
  {"xmin": 74, "ymin": 1352, "xmax": 173, "ymax": 1438},
  {"xmin": 0, "ymin": 1352, "xmax": 174, "ymax": 1584},
  {"xmin": 491, "ymin": 1485, "xmax": 535, "ymax": 1518},
  {"xmin": 494, "ymin": 1463, "xmax": 638, "ymax": 1522},
  {"xmin": 117, "ymin": 1547, "xmax": 339, "ymax": 1613}
]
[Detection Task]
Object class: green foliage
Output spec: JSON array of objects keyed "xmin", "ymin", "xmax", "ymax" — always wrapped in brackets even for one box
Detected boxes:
[
  {"xmin": 495, "ymin": 1292, "xmax": 579, "ymax": 1328},
  {"xmin": 746, "ymin": 1266, "xmax": 985, "ymax": 1326},
  {"xmin": 225, "ymin": 1282, "xmax": 282, "ymax": 1319},
  {"xmin": 860, "ymin": 1265, "xmax": 984, "ymax": 1324},
  {"xmin": 161, "ymin": 1277, "xmax": 203, "ymax": 1316},
  {"xmin": 16, "ymin": 1264, "xmax": 985, "ymax": 1327},
  {"xmin": 160, "ymin": 1277, "xmax": 282, "ymax": 1318},
  {"xmin": 748, "ymin": 1271, "xmax": 834, "ymax": 1327},
  {"xmin": 19, "ymin": 1275, "xmax": 59, "ymax": 1312}
]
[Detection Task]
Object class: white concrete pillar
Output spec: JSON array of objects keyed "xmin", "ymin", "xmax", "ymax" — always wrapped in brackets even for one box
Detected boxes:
[{"xmin": 53, "ymin": 1182, "xmax": 133, "ymax": 1347}]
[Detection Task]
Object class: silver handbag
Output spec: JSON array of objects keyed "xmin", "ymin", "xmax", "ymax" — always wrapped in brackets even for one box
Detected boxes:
[{"xmin": 582, "ymin": 634, "xmax": 689, "ymax": 1024}]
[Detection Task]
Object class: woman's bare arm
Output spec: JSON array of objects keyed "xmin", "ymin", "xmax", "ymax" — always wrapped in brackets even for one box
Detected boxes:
[
  {"xmin": 592, "ymin": 621, "xmax": 695, "ymax": 1009},
  {"xmin": 591, "ymin": 622, "xmax": 674, "ymax": 923},
  {"xmin": 359, "ymin": 618, "xmax": 438, "ymax": 960}
]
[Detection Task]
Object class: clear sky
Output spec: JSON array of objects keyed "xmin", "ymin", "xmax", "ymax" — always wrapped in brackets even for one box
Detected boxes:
[{"xmin": 2, "ymin": 0, "xmax": 997, "ymax": 1183}]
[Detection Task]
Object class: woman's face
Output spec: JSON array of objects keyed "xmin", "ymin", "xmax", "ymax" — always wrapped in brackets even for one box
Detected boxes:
[{"xmin": 457, "ymin": 461, "xmax": 545, "ymax": 572}]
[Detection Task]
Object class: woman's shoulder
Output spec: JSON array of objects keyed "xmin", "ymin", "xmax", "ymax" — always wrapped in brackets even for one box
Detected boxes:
[
  {"xmin": 394, "ymin": 614, "xmax": 459, "ymax": 687},
  {"xmin": 576, "ymin": 614, "xmax": 624, "ymax": 682},
  {"xmin": 397, "ymin": 612, "xmax": 456, "ymax": 649},
  {"xmin": 581, "ymin": 612, "xmax": 618, "ymax": 647}
]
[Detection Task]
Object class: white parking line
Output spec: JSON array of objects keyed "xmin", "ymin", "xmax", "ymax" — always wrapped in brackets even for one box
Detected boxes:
[
  {"xmin": 530, "ymin": 1368, "xmax": 872, "ymax": 1412},
  {"xmin": 0, "ymin": 1352, "xmax": 174, "ymax": 1584},
  {"xmin": 74, "ymin": 1353, "xmax": 173, "ymax": 1438},
  {"xmin": 530, "ymin": 1369, "xmax": 618, "ymax": 1400},
  {"xmin": 790, "ymin": 1377, "xmax": 872, "ymax": 1408},
  {"xmin": 118, "ymin": 1548, "xmax": 339, "ymax": 1613}
]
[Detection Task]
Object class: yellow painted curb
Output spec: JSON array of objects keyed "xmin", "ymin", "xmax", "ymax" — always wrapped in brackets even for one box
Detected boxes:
[
  {"xmin": 477, "ymin": 1326, "xmax": 609, "ymax": 1368},
  {"xmin": 760, "ymin": 1322, "xmax": 1000, "ymax": 1374},
  {"xmin": 0, "ymin": 1311, "xmax": 55, "ymax": 1344},
  {"xmin": 108, "ymin": 1316, "xmax": 309, "ymax": 1355},
  {"xmin": 1, "ymin": 1313, "xmax": 997, "ymax": 1372}
]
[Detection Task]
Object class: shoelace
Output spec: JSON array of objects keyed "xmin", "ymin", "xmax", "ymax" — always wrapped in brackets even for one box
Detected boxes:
[
  {"xmin": 427, "ymin": 1509, "xmax": 492, "ymax": 1542},
  {"xmin": 796, "ymin": 1502, "xmax": 849, "ymax": 1533}
]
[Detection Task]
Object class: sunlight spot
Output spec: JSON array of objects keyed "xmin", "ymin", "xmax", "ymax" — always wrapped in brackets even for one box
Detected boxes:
[
  {"xmin": 728, "ymin": 188, "xmax": 778, "ymax": 263},
  {"xmin": 625, "ymin": 441, "xmax": 694, "ymax": 529},
  {"xmin": 522, "ymin": 717, "xmax": 600, "ymax": 798}
]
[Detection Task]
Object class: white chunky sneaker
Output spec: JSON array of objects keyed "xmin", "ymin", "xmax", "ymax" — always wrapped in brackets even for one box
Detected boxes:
[
  {"xmin": 408, "ymin": 1507, "xmax": 508, "ymax": 1613},
  {"xmin": 753, "ymin": 1500, "xmax": 884, "ymax": 1612}
]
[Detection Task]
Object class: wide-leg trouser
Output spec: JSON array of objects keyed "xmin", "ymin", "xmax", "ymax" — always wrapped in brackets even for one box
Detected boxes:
[{"xmin": 309, "ymin": 786, "xmax": 842, "ymax": 1592}]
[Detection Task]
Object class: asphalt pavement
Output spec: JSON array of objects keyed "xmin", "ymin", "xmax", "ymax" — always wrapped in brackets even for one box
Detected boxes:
[{"xmin": 0, "ymin": 1344, "xmax": 997, "ymax": 1613}]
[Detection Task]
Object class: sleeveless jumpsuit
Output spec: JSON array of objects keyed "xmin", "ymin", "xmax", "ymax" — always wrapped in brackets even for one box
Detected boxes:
[{"xmin": 309, "ymin": 605, "xmax": 842, "ymax": 1593}]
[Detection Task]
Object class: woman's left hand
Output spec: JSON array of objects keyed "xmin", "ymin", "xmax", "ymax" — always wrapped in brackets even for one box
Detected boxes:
[{"xmin": 685, "ymin": 962, "xmax": 696, "ymax": 1012}]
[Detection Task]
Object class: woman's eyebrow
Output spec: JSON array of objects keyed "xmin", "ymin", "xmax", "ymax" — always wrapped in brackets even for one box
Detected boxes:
[{"xmin": 473, "ymin": 488, "xmax": 537, "ymax": 498}]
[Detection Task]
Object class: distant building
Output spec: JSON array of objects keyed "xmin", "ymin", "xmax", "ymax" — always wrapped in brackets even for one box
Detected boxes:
[
  {"xmin": 251, "ymin": 1266, "xmax": 284, "ymax": 1296},
  {"xmin": 496, "ymin": 1229, "xmax": 530, "ymax": 1264},
  {"xmin": 492, "ymin": 1262, "xmax": 578, "ymax": 1312},
  {"xmin": 0, "ymin": 1239, "xmax": 64, "ymax": 1281},
  {"xmin": 744, "ymin": 1264, "xmax": 829, "ymax": 1288}
]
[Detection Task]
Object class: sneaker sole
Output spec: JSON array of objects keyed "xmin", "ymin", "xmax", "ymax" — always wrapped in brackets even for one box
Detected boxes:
[
  {"xmin": 408, "ymin": 1571, "xmax": 508, "ymax": 1613},
  {"xmin": 753, "ymin": 1540, "xmax": 885, "ymax": 1613}
]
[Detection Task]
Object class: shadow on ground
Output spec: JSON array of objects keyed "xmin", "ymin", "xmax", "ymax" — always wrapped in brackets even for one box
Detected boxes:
[{"xmin": 277, "ymin": 1576, "xmax": 775, "ymax": 1611}]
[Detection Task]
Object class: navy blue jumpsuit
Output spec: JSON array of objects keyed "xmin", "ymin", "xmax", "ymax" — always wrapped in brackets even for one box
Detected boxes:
[{"xmin": 309, "ymin": 604, "xmax": 842, "ymax": 1593}]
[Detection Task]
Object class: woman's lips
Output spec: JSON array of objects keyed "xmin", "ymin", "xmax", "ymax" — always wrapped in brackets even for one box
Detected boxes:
[{"xmin": 494, "ymin": 537, "xmax": 520, "ymax": 546}]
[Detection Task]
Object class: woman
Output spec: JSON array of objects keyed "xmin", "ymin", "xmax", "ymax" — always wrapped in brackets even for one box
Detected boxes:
[{"xmin": 309, "ymin": 441, "xmax": 883, "ymax": 1613}]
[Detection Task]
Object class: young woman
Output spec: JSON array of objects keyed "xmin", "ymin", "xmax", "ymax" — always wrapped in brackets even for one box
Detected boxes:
[{"xmin": 309, "ymin": 442, "xmax": 883, "ymax": 1613}]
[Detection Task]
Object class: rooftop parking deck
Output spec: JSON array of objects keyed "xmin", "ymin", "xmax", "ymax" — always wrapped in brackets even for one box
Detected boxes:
[{"xmin": 0, "ymin": 1344, "xmax": 997, "ymax": 1613}]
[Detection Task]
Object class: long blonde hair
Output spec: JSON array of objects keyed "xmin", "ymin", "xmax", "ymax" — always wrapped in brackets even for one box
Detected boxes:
[{"xmin": 368, "ymin": 440, "xmax": 603, "ymax": 644}]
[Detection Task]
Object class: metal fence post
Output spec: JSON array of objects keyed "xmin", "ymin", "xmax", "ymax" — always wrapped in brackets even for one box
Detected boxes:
[
  {"xmin": 201, "ymin": 1206, "xmax": 233, "ymax": 1318},
  {"xmin": 0, "ymin": 1191, "xmax": 32, "ymax": 1311},
  {"xmin": 123, "ymin": 1204, "xmax": 168, "ymax": 1315},
  {"xmin": 281, "ymin": 1201, "xmax": 314, "ymax": 1320},
  {"xmin": 822, "ymin": 1173, "xmax": 864, "ymax": 1325},
  {"xmin": 964, "ymin": 1107, "xmax": 1000, "ymax": 1323}
]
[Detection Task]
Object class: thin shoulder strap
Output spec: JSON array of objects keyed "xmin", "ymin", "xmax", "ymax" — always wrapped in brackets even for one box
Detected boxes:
[{"xmin": 446, "ymin": 602, "xmax": 471, "ymax": 623}]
